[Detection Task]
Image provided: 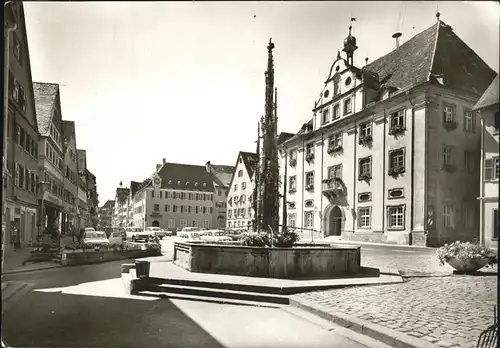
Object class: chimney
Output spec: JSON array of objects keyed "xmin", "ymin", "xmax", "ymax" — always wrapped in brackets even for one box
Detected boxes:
[
  {"xmin": 156, "ymin": 164, "xmax": 161, "ymax": 171},
  {"xmin": 392, "ymin": 32, "xmax": 402, "ymax": 49},
  {"xmin": 205, "ymin": 161, "xmax": 211, "ymax": 173},
  {"xmin": 365, "ymin": 57, "xmax": 369, "ymax": 66},
  {"xmin": 162, "ymin": 158, "xmax": 166, "ymax": 165}
]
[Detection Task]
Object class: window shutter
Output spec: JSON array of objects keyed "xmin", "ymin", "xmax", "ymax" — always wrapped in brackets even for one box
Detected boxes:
[{"xmin": 484, "ymin": 159, "xmax": 493, "ymax": 180}]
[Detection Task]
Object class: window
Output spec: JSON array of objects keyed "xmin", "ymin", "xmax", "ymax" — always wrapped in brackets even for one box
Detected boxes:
[
  {"xmin": 333, "ymin": 104, "xmax": 340, "ymax": 120},
  {"xmin": 443, "ymin": 103, "xmax": 455, "ymax": 122},
  {"xmin": 462, "ymin": 204, "xmax": 473, "ymax": 228},
  {"xmin": 13, "ymin": 36, "xmax": 21, "ymax": 62},
  {"xmin": 227, "ymin": 209, "xmax": 232, "ymax": 218},
  {"xmin": 288, "ymin": 213, "xmax": 296, "ymax": 227},
  {"xmin": 333, "ymin": 80, "xmax": 340, "ymax": 96},
  {"xmin": 443, "ymin": 146, "xmax": 453, "ymax": 166},
  {"xmin": 180, "ymin": 219, "xmax": 187, "ymax": 228},
  {"xmin": 494, "ymin": 111, "xmax": 499, "ymax": 132},
  {"xmin": 306, "ymin": 142, "xmax": 314, "ymax": 156},
  {"xmin": 242, "ymin": 182, "xmax": 247, "ymax": 190},
  {"xmin": 463, "ymin": 109, "xmax": 475, "ymax": 132},
  {"xmin": 358, "ymin": 192, "xmax": 372, "ymax": 202},
  {"xmin": 15, "ymin": 125, "xmax": 21, "ymax": 146},
  {"xmin": 192, "ymin": 220, "xmax": 198, "ymax": 227},
  {"xmin": 289, "ymin": 150, "xmax": 297, "ymax": 161},
  {"xmin": 359, "ymin": 122, "xmax": 372, "ymax": 137},
  {"xmin": 173, "ymin": 205, "xmax": 178, "ymax": 213},
  {"xmin": 218, "ymin": 189, "xmax": 222, "ymax": 196},
  {"xmin": 494, "ymin": 209, "xmax": 499, "ymax": 239},
  {"xmin": 195, "ymin": 206, "xmax": 199, "ymax": 214},
  {"xmin": 164, "ymin": 204, "xmax": 170, "ymax": 212},
  {"xmin": 328, "ymin": 164, "xmax": 342, "ymax": 179},
  {"xmin": 359, "ymin": 157, "xmax": 372, "ymax": 180},
  {"xmin": 388, "ymin": 205, "xmax": 405, "ymax": 229},
  {"xmin": 358, "ymin": 207, "xmax": 371, "ymax": 228},
  {"xmin": 203, "ymin": 220, "xmax": 210, "ymax": 229},
  {"xmin": 343, "ymin": 98, "xmax": 352, "ymax": 115},
  {"xmin": 322, "ymin": 108, "xmax": 330, "ymax": 124},
  {"xmin": 18, "ymin": 164, "xmax": 24, "ymax": 188},
  {"xmin": 305, "ymin": 211, "xmax": 314, "ymax": 228},
  {"xmin": 389, "ymin": 148, "xmax": 405, "ymax": 173},
  {"xmin": 234, "ymin": 184, "xmax": 238, "ymax": 191},
  {"xmin": 464, "ymin": 151, "xmax": 474, "ymax": 173},
  {"xmin": 305, "ymin": 171, "xmax": 314, "ymax": 187},
  {"xmin": 390, "ymin": 109, "xmax": 405, "ymax": 128},
  {"xmin": 238, "ymin": 170, "xmax": 243, "ymax": 177},
  {"xmin": 484, "ymin": 157, "xmax": 500, "ymax": 181},
  {"xmin": 153, "ymin": 204, "xmax": 160, "ymax": 212},
  {"xmin": 289, "ymin": 176, "xmax": 297, "ymax": 191},
  {"xmin": 444, "ymin": 205, "xmax": 454, "ymax": 228},
  {"xmin": 329, "ymin": 133, "xmax": 342, "ymax": 149}
]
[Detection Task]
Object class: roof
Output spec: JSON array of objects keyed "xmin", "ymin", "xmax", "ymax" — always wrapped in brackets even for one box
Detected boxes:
[
  {"xmin": 209, "ymin": 164, "xmax": 235, "ymax": 188},
  {"xmin": 240, "ymin": 152, "xmax": 259, "ymax": 178},
  {"xmin": 157, "ymin": 163, "xmax": 215, "ymax": 191},
  {"xmin": 473, "ymin": 74, "xmax": 499, "ymax": 111},
  {"xmin": 33, "ymin": 82, "xmax": 59, "ymax": 136},
  {"xmin": 101, "ymin": 200, "xmax": 115, "ymax": 210},
  {"xmin": 283, "ymin": 119, "xmax": 313, "ymax": 145},
  {"xmin": 130, "ymin": 181, "xmax": 142, "ymax": 196},
  {"xmin": 277, "ymin": 132, "xmax": 294, "ymax": 145},
  {"xmin": 363, "ymin": 20, "xmax": 495, "ymax": 95},
  {"xmin": 115, "ymin": 187, "xmax": 130, "ymax": 202}
]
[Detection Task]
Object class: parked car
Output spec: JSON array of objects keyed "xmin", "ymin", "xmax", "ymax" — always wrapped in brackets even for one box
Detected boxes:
[
  {"xmin": 225, "ymin": 229, "xmax": 244, "ymax": 241},
  {"xmin": 200, "ymin": 230, "xmax": 232, "ymax": 243},
  {"xmin": 124, "ymin": 227, "xmax": 153, "ymax": 242},
  {"xmin": 108, "ymin": 231, "xmax": 127, "ymax": 246},
  {"xmin": 178, "ymin": 227, "xmax": 203, "ymax": 238},
  {"xmin": 82, "ymin": 231, "xmax": 110, "ymax": 250},
  {"xmin": 145, "ymin": 226, "xmax": 171, "ymax": 239}
]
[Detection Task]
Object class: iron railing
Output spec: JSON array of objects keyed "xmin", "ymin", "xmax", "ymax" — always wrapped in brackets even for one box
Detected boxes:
[{"xmin": 477, "ymin": 306, "xmax": 498, "ymax": 348}]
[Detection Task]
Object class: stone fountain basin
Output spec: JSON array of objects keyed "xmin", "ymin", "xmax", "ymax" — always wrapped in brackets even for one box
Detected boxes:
[{"xmin": 173, "ymin": 241, "xmax": 361, "ymax": 279}]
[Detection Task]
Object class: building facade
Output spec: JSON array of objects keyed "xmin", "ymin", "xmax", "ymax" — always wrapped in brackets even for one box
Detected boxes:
[
  {"xmin": 206, "ymin": 161, "xmax": 234, "ymax": 229},
  {"xmin": 226, "ymin": 152, "xmax": 259, "ymax": 230},
  {"xmin": 85, "ymin": 169, "xmax": 99, "ymax": 229},
  {"xmin": 131, "ymin": 161, "xmax": 234, "ymax": 232},
  {"xmin": 61, "ymin": 120, "xmax": 80, "ymax": 236},
  {"xmin": 474, "ymin": 75, "xmax": 499, "ymax": 250},
  {"xmin": 112, "ymin": 184, "xmax": 130, "ymax": 227},
  {"xmin": 34, "ymin": 82, "xmax": 67, "ymax": 239},
  {"xmin": 97, "ymin": 200, "xmax": 115, "ymax": 229},
  {"xmin": 279, "ymin": 19, "xmax": 496, "ymax": 246},
  {"xmin": 76, "ymin": 149, "xmax": 89, "ymax": 228},
  {"xmin": 4, "ymin": 1, "xmax": 40, "ymax": 249}
]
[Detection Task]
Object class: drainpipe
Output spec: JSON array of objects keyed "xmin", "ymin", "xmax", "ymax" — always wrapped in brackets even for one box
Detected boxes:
[
  {"xmin": 352, "ymin": 121, "xmax": 357, "ymax": 232},
  {"xmin": 382, "ymin": 108, "xmax": 387, "ymax": 233},
  {"xmin": 2, "ymin": 4, "xmax": 17, "ymax": 281},
  {"xmin": 479, "ymin": 116, "xmax": 485, "ymax": 245},
  {"xmin": 407, "ymin": 91, "xmax": 415, "ymax": 245},
  {"xmin": 320, "ymin": 132, "xmax": 324, "ymax": 238},
  {"xmin": 301, "ymin": 139, "xmax": 305, "ymax": 231},
  {"xmin": 281, "ymin": 147, "xmax": 288, "ymax": 233}
]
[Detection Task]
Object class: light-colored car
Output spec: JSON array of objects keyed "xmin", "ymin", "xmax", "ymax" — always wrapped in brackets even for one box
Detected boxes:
[
  {"xmin": 200, "ymin": 230, "xmax": 232, "ymax": 243},
  {"xmin": 108, "ymin": 231, "xmax": 127, "ymax": 246},
  {"xmin": 145, "ymin": 226, "xmax": 171, "ymax": 239},
  {"xmin": 125, "ymin": 227, "xmax": 153, "ymax": 242},
  {"xmin": 178, "ymin": 227, "xmax": 203, "ymax": 238},
  {"xmin": 82, "ymin": 231, "xmax": 110, "ymax": 249}
]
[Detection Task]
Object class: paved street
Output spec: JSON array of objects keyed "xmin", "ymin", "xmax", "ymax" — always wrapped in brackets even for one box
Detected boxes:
[{"xmin": 2, "ymin": 256, "xmax": 377, "ymax": 348}]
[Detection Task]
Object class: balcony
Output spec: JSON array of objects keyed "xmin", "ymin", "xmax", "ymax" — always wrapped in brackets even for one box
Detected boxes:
[{"xmin": 322, "ymin": 177, "xmax": 345, "ymax": 199}]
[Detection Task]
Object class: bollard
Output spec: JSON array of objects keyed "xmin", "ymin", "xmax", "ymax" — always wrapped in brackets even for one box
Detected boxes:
[{"xmin": 135, "ymin": 260, "xmax": 151, "ymax": 278}]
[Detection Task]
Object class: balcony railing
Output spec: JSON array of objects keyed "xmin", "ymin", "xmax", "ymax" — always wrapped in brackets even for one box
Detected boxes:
[{"xmin": 322, "ymin": 177, "xmax": 344, "ymax": 198}]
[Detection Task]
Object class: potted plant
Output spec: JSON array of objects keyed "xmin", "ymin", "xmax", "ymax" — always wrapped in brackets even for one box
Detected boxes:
[
  {"xmin": 389, "ymin": 124, "xmax": 406, "ymax": 136},
  {"xmin": 305, "ymin": 153, "xmax": 315, "ymax": 163},
  {"xmin": 436, "ymin": 241, "xmax": 498, "ymax": 273},
  {"xmin": 358, "ymin": 134, "xmax": 373, "ymax": 146},
  {"xmin": 327, "ymin": 145, "xmax": 343, "ymax": 154},
  {"xmin": 388, "ymin": 166, "xmax": 405, "ymax": 177},
  {"xmin": 288, "ymin": 188, "xmax": 297, "ymax": 194},
  {"xmin": 359, "ymin": 172, "xmax": 372, "ymax": 182},
  {"xmin": 443, "ymin": 120, "xmax": 457, "ymax": 131},
  {"xmin": 289, "ymin": 158, "xmax": 297, "ymax": 167},
  {"xmin": 305, "ymin": 184, "xmax": 314, "ymax": 191}
]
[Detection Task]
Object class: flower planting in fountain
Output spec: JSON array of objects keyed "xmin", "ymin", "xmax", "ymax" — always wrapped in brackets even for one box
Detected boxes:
[
  {"xmin": 437, "ymin": 241, "xmax": 498, "ymax": 272},
  {"xmin": 240, "ymin": 229, "xmax": 300, "ymax": 248}
]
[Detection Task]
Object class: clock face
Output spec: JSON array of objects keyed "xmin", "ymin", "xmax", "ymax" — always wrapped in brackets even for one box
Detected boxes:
[{"xmin": 154, "ymin": 178, "xmax": 161, "ymax": 185}]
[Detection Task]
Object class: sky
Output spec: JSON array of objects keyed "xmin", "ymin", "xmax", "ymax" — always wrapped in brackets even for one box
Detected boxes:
[{"xmin": 23, "ymin": 1, "xmax": 499, "ymax": 204}]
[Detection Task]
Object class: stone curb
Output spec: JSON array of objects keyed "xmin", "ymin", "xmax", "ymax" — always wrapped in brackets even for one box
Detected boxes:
[
  {"xmin": 3, "ymin": 264, "xmax": 64, "ymax": 276},
  {"xmin": 289, "ymin": 295, "xmax": 439, "ymax": 348}
]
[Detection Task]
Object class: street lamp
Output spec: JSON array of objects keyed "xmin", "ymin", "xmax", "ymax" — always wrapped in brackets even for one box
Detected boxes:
[{"xmin": 37, "ymin": 181, "xmax": 50, "ymax": 237}]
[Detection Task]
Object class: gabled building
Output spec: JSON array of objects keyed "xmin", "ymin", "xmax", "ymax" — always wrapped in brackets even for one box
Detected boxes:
[
  {"xmin": 61, "ymin": 120, "xmax": 79, "ymax": 234},
  {"xmin": 97, "ymin": 199, "xmax": 115, "ymax": 229},
  {"xmin": 474, "ymin": 74, "xmax": 499, "ymax": 250},
  {"xmin": 76, "ymin": 149, "xmax": 89, "ymax": 228},
  {"xmin": 4, "ymin": 1, "xmax": 40, "ymax": 249},
  {"xmin": 34, "ymin": 82, "xmax": 66, "ymax": 238},
  {"xmin": 205, "ymin": 161, "xmax": 235, "ymax": 229},
  {"xmin": 112, "ymin": 183, "xmax": 130, "ymax": 227},
  {"xmin": 226, "ymin": 152, "xmax": 259, "ymax": 230},
  {"xmin": 279, "ymin": 17, "xmax": 496, "ymax": 246},
  {"xmin": 85, "ymin": 168, "xmax": 99, "ymax": 228}
]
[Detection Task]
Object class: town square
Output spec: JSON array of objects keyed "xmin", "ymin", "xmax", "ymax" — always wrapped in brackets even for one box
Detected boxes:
[{"xmin": 2, "ymin": 2, "xmax": 499, "ymax": 348}]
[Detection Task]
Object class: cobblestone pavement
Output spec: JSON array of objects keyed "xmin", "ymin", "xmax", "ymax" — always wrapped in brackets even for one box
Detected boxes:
[
  {"xmin": 361, "ymin": 252, "xmax": 456, "ymax": 276},
  {"xmin": 297, "ymin": 276, "xmax": 498, "ymax": 348}
]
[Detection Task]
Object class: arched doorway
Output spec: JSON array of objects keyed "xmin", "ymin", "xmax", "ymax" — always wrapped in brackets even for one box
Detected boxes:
[
  {"xmin": 324, "ymin": 205, "xmax": 343, "ymax": 236},
  {"xmin": 152, "ymin": 220, "xmax": 160, "ymax": 227}
]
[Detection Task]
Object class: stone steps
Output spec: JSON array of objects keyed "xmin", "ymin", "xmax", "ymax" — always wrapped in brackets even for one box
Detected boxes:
[{"xmin": 135, "ymin": 282, "xmax": 290, "ymax": 305}]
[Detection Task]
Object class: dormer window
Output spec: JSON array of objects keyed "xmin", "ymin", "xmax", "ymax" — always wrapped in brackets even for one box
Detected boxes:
[{"xmin": 343, "ymin": 98, "xmax": 352, "ymax": 115}]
